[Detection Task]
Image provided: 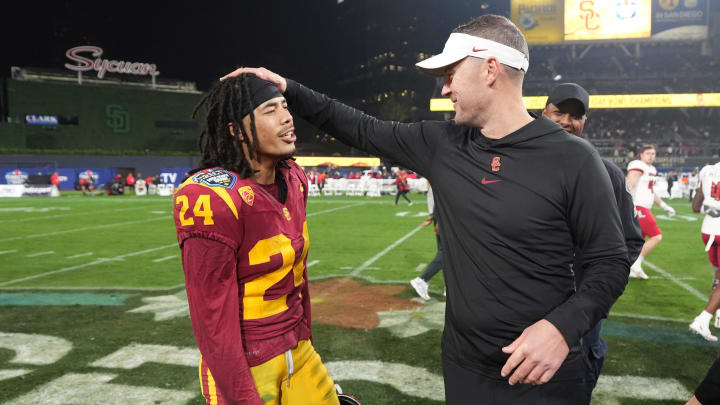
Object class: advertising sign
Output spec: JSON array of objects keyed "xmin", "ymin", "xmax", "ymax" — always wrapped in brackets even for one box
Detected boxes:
[
  {"xmin": 65, "ymin": 46, "xmax": 160, "ymax": 79},
  {"xmin": 22, "ymin": 185, "xmax": 54, "ymax": 197},
  {"xmin": 430, "ymin": 92, "xmax": 720, "ymax": 111},
  {"xmin": 25, "ymin": 115, "xmax": 59, "ymax": 126},
  {"xmin": 565, "ymin": 0, "xmax": 652, "ymax": 40},
  {"xmin": 159, "ymin": 169, "xmax": 191, "ymax": 187},
  {"xmin": 511, "ymin": 0, "xmax": 564, "ymax": 44},
  {"xmin": 652, "ymin": 0, "xmax": 708, "ymax": 40},
  {"xmin": 5, "ymin": 170, "xmax": 28, "ymax": 185},
  {"xmin": 295, "ymin": 157, "xmax": 381, "ymax": 167},
  {"xmin": 0, "ymin": 185, "xmax": 25, "ymax": 198}
]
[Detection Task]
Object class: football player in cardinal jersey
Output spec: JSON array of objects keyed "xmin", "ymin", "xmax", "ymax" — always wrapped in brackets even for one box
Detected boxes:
[
  {"xmin": 626, "ymin": 145, "xmax": 675, "ymax": 279},
  {"xmin": 689, "ymin": 161, "xmax": 720, "ymax": 342},
  {"xmin": 173, "ymin": 74, "xmax": 340, "ymax": 405}
]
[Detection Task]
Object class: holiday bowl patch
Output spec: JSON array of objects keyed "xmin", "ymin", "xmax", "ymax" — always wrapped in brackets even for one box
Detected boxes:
[{"xmin": 192, "ymin": 169, "xmax": 237, "ymax": 189}]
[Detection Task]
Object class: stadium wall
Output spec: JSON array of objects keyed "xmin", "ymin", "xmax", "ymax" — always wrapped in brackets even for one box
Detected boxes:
[
  {"xmin": 0, "ymin": 153, "xmax": 200, "ymax": 181},
  {"xmin": 1, "ymin": 79, "xmax": 202, "ymax": 152}
]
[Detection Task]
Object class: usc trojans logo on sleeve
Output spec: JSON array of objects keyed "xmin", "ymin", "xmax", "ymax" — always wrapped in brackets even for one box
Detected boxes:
[{"xmin": 238, "ymin": 186, "xmax": 255, "ymax": 207}]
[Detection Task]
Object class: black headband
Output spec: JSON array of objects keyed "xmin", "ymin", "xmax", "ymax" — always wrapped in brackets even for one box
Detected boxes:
[{"xmin": 238, "ymin": 74, "xmax": 284, "ymax": 118}]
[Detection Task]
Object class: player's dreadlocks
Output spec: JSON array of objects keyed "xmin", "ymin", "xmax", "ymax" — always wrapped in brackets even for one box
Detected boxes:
[{"xmin": 190, "ymin": 74, "xmax": 289, "ymax": 178}]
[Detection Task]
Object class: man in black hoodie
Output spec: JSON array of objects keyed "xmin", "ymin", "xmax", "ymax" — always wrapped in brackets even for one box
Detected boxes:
[
  {"xmin": 223, "ymin": 14, "xmax": 629, "ymax": 405},
  {"xmin": 542, "ymin": 83, "xmax": 643, "ymax": 404}
]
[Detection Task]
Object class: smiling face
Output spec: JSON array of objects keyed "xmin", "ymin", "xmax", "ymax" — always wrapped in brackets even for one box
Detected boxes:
[
  {"xmin": 241, "ymin": 96, "xmax": 296, "ymax": 161},
  {"xmin": 542, "ymin": 100, "xmax": 587, "ymax": 137},
  {"xmin": 440, "ymin": 57, "xmax": 490, "ymax": 127}
]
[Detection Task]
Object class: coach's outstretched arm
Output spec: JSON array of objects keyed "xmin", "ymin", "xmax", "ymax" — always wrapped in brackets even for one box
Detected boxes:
[{"xmin": 221, "ymin": 67, "xmax": 440, "ymax": 177}]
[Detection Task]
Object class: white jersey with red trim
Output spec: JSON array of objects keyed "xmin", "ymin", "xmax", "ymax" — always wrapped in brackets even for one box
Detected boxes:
[
  {"xmin": 700, "ymin": 162, "xmax": 720, "ymax": 235},
  {"xmin": 627, "ymin": 160, "xmax": 656, "ymax": 208}
]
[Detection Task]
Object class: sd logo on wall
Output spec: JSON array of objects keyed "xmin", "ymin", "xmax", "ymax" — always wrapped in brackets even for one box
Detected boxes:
[{"xmin": 106, "ymin": 105, "xmax": 130, "ymax": 133}]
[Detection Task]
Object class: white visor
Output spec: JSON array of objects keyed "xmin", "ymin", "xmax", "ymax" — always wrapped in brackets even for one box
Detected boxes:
[{"xmin": 415, "ymin": 33, "xmax": 529, "ymax": 76}]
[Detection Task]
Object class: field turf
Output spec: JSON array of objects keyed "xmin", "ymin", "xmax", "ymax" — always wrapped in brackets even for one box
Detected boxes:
[{"xmin": 0, "ymin": 193, "xmax": 717, "ymax": 404}]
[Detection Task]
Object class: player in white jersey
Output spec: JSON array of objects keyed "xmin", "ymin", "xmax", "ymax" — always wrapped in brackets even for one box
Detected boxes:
[
  {"xmin": 689, "ymin": 162, "xmax": 720, "ymax": 341},
  {"xmin": 689, "ymin": 169, "xmax": 699, "ymax": 202},
  {"xmin": 626, "ymin": 145, "xmax": 676, "ymax": 279}
]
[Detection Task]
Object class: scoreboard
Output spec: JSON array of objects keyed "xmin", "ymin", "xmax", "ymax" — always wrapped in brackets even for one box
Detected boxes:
[{"xmin": 511, "ymin": 0, "xmax": 708, "ymax": 44}]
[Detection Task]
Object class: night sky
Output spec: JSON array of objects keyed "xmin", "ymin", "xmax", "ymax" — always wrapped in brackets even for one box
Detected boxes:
[
  {"xmin": 0, "ymin": 1, "xmax": 505, "ymax": 93},
  {"xmin": 1, "ymin": 1, "xmax": 329, "ymax": 91}
]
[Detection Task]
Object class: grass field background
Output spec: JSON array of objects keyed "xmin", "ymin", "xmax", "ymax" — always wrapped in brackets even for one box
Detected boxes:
[{"xmin": 0, "ymin": 192, "xmax": 718, "ymax": 404}]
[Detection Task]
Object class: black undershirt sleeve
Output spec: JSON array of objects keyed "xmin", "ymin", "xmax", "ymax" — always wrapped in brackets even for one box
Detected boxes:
[
  {"xmin": 545, "ymin": 152, "xmax": 630, "ymax": 347},
  {"xmin": 284, "ymin": 79, "xmax": 439, "ymax": 177}
]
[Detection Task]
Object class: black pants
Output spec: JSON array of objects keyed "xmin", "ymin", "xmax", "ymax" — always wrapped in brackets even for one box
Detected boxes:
[
  {"xmin": 581, "ymin": 321, "xmax": 607, "ymax": 405},
  {"xmin": 442, "ymin": 355, "xmax": 585, "ymax": 405},
  {"xmin": 395, "ymin": 190, "xmax": 411, "ymax": 204},
  {"xmin": 420, "ymin": 233, "xmax": 444, "ymax": 282}
]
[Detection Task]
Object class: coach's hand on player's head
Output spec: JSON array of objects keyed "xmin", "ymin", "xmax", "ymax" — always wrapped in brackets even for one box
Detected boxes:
[
  {"xmin": 220, "ymin": 67, "xmax": 288, "ymax": 93},
  {"xmin": 500, "ymin": 319, "xmax": 570, "ymax": 386}
]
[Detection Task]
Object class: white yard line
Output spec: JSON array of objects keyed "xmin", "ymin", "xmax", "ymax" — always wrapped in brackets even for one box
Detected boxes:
[
  {"xmin": 415, "ymin": 263, "xmax": 426, "ymax": 272},
  {"xmin": 351, "ymin": 226, "xmax": 424, "ymax": 276},
  {"xmin": 307, "ymin": 260, "xmax": 320, "ymax": 268},
  {"xmin": 643, "ymin": 260, "xmax": 708, "ymax": 302},
  {"xmin": 610, "ymin": 312, "xmax": 689, "ymax": 324},
  {"xmin": 65, "ymin": 252, "xmax": 93, "ymax": 259},
  {"xmin": 307, "ymin": 202, "xmax": 366, "ymax": 217},
  {"xmin": 0, "ymin": 243, "xmax": 177, "ymax": 287},
  {"xmin": 25, "ymin": 251, "xmax": 55, "ymax": 258},
  {"xmin": 0, "ymin": 205, "xmax": 162, "ymax": 224},
  {"xmin": 0, "ymin": 216, "xmax": 168, "ymax": 243},
  {"xmin": 0, "ymin": 250, "xmax": 18, "ymax": 255},
  {"xmin": 152, "ymin": 255, "xmax": 177, "ymax": 263}
]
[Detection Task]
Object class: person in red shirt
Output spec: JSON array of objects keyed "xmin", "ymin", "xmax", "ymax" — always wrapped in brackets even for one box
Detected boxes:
[
  {"xmin": 50, "ymin": 172, "xmax": 60, "ymax": 186},
  {"xmin": 317, "ymin": 171, "xmax": 327, "ymax": 193},
  {"xmin": 392, "ymin": 170, "xmax": 412, "ymax": 206},
  {"xmin": 174, "ymin": 74, "xmax": 340, "ymax": 405}
]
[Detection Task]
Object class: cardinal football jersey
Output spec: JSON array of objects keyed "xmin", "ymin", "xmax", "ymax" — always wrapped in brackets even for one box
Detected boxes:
[
  {"xmin": 173, "ymin": 161, "xmax": 311, "ymax": 366},
  {"xmin": 627, "ymin": 160, "xmax": 656, "ymax": 208}
]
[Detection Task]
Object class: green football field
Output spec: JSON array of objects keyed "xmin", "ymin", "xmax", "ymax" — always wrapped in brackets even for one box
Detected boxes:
[{"xmin": 0, "ymin": 193, "xmax": 717, "ymax": 404}]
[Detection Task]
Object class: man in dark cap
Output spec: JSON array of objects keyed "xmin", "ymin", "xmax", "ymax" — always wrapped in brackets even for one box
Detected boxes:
[{"xmin": 542, "ymin": 83, "xmax": 644, "ymax": 404}]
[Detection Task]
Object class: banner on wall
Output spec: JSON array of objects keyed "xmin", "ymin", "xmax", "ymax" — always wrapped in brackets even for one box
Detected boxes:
[
  {"xmin": 159, "ymin": 168, "xmax": 191, "ymax": 187},
  {"xmin": 430, "ymin": 93, "xmax": 720, "ymax": 111},
  {"xmin": 652, "ymin": 0, "xmax": 708, "ymax": 40}
]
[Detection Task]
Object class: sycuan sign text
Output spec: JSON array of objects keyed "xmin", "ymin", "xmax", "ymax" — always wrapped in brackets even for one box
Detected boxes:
[{"xmin": 64, "ymin": 46, "xmax": 160, "ymax": 79}]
